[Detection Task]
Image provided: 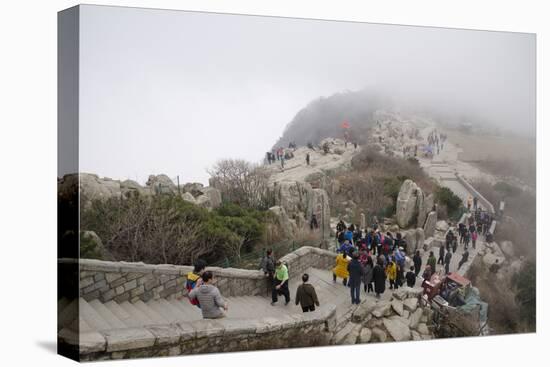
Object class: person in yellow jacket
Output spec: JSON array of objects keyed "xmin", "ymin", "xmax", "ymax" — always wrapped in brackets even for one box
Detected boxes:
[
  {"xmin": 332, "ymin": 252, "xmax": 350, "ymax": 286},
  {"xmin": 385, "ymin": 259, "xmax": 397, "ymax": 289}
]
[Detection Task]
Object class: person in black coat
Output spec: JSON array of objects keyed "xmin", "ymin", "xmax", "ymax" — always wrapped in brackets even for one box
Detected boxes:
[
  {"xmin": 347, "ymin": 251, "xmax": 364, "ymax": 304},
  {"xmin": 372, "ymin": 256, "xmax": 387, "ymax": 298},
  {"xmin": 406, "ymin": 266, "xmax": 416, "ymax": 287},
  {"xmin": 413, "ymin": 250, "xmax": 422, "ymax": 277}
]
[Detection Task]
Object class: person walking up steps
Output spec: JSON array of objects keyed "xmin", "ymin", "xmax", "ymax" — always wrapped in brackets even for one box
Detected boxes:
[
  {"xmin": 306, "ymin": 152, "xmax": 310, "ymax": 166},
  {"xmin": 333, "ymin": 252, "xmax": 350, "ymax": 286},
  {"xmin": 271, "ymin": 261, "xmax": 290, "ymax": 305},
  {"xmin": 457, "ymin": 249, "xmax": 470, "ymax": 271},
  {"xmin": 295, "ymin": 273, "xmax": 320, "ymax": 312},
  {"xmin": 348, "ymin": 251, "xmax": 364, "ymax": 304},
  {"xmin": 188, "ymin": 271, "xmax": 228, "ymax": 319}
]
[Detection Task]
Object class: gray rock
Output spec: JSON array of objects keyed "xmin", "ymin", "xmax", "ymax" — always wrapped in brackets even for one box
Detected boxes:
[
  {"xmin": 408, "ymin": 308, "xmax": 423, "ymax": 329},
  {"xmin": 500, "ymin": 241, "xmax": 515, "ymax": 258},
  {"xmin": 403, "ymin": 298, "xmax": 418, "ymax": 312},
  {"xmin": 372, "ymin": 301, "xmax": 392, "ymax": 318},
  {"xmin": 396, "ymin": 179, "xmax": 424, "ymax": 228},
  {"xmin": 195, "ymin": 194, "xmax": 211, "ymax": 208},
  {"xmin": 198, "ymin": 187, "xmax": 222, "ymax": 209},
  {"xmin": 358, "ymin": 328, "xmax": 372, "ymax": 343},
  {"xmin": 392, "ymin": 289, "xmax": 408, "ymax": 301},
  {"xmin": 435, "ymin": 220, "xmax": 449, "ymax": 233},
  {"xmin": 411, "ymin": 330, "xmax": 422, "ymax": 341},
  {"xmin": 483, "ymin": 253, "xmax": 505, "ymax": 267},
  {"xmin": 383, "ymin": 318, "xmax": 411, "ymax": 342},
  {"xmin": 352, "ymin": 299, "xmax": 377, "ymax": 322},
  {"xmin": 181, "ymin": 192, "xmax": 196, "ymax": 204},
  {"xmin": 423, "ymin": 211, "xmax": 437, "ymax": 237},
  {"xmin": 417, "ymin": 323, "xmax": 430, "ymax": 335},
  {"xmin": 391, "ymin": 299, "xmax": 404, "ymax": 316},
  {"xmin": 371, "ymin": 327, "xmax": 387, "ymax": 342},
  {"xmin": 146, "ymin": 174, "xmax": 176, "ymax": 194}
]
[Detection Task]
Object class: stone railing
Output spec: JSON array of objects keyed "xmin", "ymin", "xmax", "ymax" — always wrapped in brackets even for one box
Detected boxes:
[
  {"xmin": 455, "ymin": 173, "xmax": 495, "ymax": 214},
  {"xmin": 75, "ymin": 305, "xmax": 336, "ymax": 361},
  {"xmin": 62, "ymin": 246, "xmax": 339, "ymax": 306}
]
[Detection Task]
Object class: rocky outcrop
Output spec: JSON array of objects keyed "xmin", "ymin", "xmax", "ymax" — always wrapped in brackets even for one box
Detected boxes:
[
  {"xmin": 396, "ymin": 180, "xmax": 425, "ymax": 228},
  {"xmin": 198, "ymin": 187, "xmax": 222, "ymax": 209},
  {"xmin": 268, "ymin": 206, "xmax": 297, "ymax": 239},
  {"xmin": 347, "ymin": 286, "xmax": 433, "ymax": 345},
  {"xmin": 146, "ymin": 174, "xmax": 177, "ymax": 194},
  {"xmin": 499, "ymin": 241, "xmax": 515, "ymax": 258},
  {"xmin": 272, "ymin": 180, "xmax": 330, "ymax": 238},
  {"xmin": 423, "ymin": 211, "xmax": 437, "ymax": 237},
  {"xmin": 78, "ymin": 174, "xmax": 123, "ymax": 209}
]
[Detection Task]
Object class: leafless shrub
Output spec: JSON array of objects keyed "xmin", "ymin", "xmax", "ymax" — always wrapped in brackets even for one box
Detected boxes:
[{"xmin": 208, "ymin": 159, "xmax": 275, "ymax": 209}]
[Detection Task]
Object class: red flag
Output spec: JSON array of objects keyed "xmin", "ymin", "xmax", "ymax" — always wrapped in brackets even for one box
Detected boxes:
[{"xmin": 341, "ymin": 121, "xmax": 350, "ymax": 129}]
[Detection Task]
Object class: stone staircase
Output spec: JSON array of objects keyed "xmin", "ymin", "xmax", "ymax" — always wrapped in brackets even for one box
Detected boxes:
[{"xmin": 59, "ymin": 267, "xmax": 365, "ymax": 340}]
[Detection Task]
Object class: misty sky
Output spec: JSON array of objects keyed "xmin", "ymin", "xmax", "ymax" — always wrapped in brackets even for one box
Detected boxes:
[{"xmin": 78, "ymin": 5, "xmax": 535, "ymax": 185}]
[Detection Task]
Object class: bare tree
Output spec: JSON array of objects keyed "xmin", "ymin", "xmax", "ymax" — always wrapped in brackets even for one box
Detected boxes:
[{"xmin": 208, "ymin": 159, "xmax": 274, "ymax": 209}]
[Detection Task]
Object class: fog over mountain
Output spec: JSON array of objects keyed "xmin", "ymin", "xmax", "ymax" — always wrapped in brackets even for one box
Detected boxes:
[{"xmin": 76, "ymin": 5, "xmax": 535, "ymax": 185}]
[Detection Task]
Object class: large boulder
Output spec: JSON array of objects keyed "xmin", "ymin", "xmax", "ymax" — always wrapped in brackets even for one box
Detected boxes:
[
  {"xmin": 273, "ymin": 180, "xmax": 330, "ymax": 235},
  {"xmin": 181, "ymin": 192, "xmax": 196, "ymax": 204},
  {"xmin": 396, "ymin": 180, "xmax": 424, "ymax": 228},
  {"xmin": 358, "ymin": 328, "xmax": 372, "ymax": 343},
  {"xmin": 500, "ymin": 241, "xmax": 515, "ymax": 258},
  {"xmin": 146, "ymin": 174, "xmax": 177, "ymax": 194},
  {"xmin": 435, "ymin": 220, "xmax": 449, "ymax": 233},
  {"xmin": 423, "ymin": 211, "xmax": 437, "ymax": 237},
  {"xmin": 352, "ymin": 299, "xmax": 377, "ymax": 322},
  {"xmin": 403, "ymin": 298, "xmax": 419, "ymax": 313},
  {"xmin": 371, "ymin": 328, "xmax": 387, "ymax": 342},
  {"xmin": 391, "ymin": 300, "xmax": 404, "ymax": 316},
  {"xmin": 78, "ymin": 173, "xmax": 122, "ymax": 209},
  {"xmin": 408, "ymin": 308, "xmax": 423, "ymax": 329},
  {"xmin": 383, "ymin": 318, "xmax": 411, "ymax": 342},
  {"xmin": 182, "ymin": 182, "xmax": 204, "ymax": 196},
  {"xmin": 268, "ymin": 206, "xmax": 296, "ymax": 239},
  {"xmin": 312, "ymin": 188, "xmax": 331, "ymax": 236},
  {"xmin": 198, "ymin": 187, "xmax": 222, "ymax": 209},
  {"xmin": 120, "ymin": 179, "xmax": 150, "ymax": 198}
]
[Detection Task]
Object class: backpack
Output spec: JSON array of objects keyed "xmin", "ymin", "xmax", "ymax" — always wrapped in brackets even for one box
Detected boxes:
[{"xmin": 186, "ymin": 272, "xmax": 201, "ymax": 306}]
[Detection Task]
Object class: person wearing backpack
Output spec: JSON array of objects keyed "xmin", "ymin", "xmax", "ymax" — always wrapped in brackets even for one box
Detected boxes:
[{"xmin": 186, "ymin": 259, "xmax": 207, "ymax": 307}]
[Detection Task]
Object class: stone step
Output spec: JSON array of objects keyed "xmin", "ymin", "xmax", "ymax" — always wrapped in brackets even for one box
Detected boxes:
[
  {"xmin": 158, "ymin": 298, "xmax": 188, "ymax": 322},
  {"xmin": 119, "ymin": 301, "xmax": 154, "ymax": 326},
  {"xmin": 134, "ymin": 300, "xmax": 168, "ymax": 325},
  {"xmin": 58, "ymin": 298, "xmax": 79, "ymax": 331},
  {"xmin": 104, "ymin": 300, "xmax": 142, "ymax": 328},
  {"xmin": 89, "ymin": 299, "xmax": 127, "ymax": 330},
  {"xmin": 79, "ymin": 298, "xmax": 111, "ymax": 331},
  {"xmin": 168, "ymin": 298, "xmax": 201, "ymax": 321},
  {"xmin": 148, "ymin": 299, "xmax": 180, "ymax": 323}
]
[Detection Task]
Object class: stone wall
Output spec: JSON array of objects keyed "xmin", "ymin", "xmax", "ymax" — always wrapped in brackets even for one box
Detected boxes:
[
  {"xmin": 68, "ymin": 246, "xmax": 338, "ymax": 305},
  {"xmin": 64, "ymin": 302, "xmax": 337, "ymax": 361}
]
